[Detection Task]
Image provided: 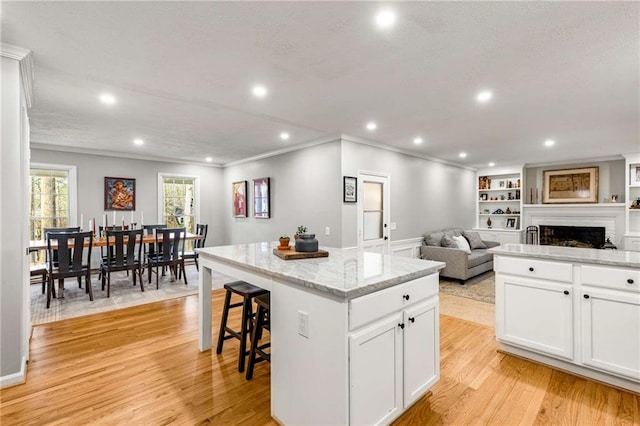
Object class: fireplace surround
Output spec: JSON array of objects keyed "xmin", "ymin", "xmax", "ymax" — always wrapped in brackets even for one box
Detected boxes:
[{"xmin": 539, "ymin": 225, "xmax": 605, "ymax": 248}]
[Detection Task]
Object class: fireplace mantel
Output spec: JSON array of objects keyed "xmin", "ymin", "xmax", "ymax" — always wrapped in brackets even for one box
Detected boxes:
[{"xmin": 523, "ymin": 203, "xmax": 625, "ymax": 246}]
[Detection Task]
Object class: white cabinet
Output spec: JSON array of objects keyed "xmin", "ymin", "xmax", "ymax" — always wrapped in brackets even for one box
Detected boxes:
[
  {"xmin": 349, "ymin": 277, "xmax": 439, "ymax": 425},
  {"xmin": 496, "ymin": 274, "xmax": 573, "ymax": 360},
  {"xmin": 475, "ymin": 229, "xmax": 522, "ymax": 245},
  {"xmin": 476, "ymin": 167, "xmax": 523, "ymax": 232}
]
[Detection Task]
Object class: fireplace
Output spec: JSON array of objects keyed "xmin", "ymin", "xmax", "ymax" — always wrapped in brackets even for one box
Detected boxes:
[{"xmin": 539, "ymin": 225, "xmax": 606, "ymax": 249}]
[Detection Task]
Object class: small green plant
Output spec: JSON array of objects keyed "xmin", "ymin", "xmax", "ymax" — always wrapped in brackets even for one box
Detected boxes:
[
  {"xmin": 297, "ymin": 225, "xmax": 307, "ymax": 234},
  {"xmin": 280, "ymin": 235, "xmax": 290, "ymax": 239}
]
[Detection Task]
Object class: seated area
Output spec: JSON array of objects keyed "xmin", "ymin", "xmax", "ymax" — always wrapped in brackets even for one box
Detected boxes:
[{"xmin": 420, "ymin": 228, "xmax": 499, "ymax": 282}]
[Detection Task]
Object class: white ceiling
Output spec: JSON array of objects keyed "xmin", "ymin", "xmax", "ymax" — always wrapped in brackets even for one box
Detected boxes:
[{"xmin": 2, "ymin": 1, "xmax": 638, "ymax": 168}]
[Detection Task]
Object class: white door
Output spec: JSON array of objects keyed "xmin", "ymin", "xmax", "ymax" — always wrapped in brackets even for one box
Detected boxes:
[
  {"xmin": 403, "ymin": 298, "xmax": 439, "ymax": 408},
  {"xmin": 581, "ymin": 286, "xmax": 640, "ymax": 380},
  {"xmin": 349, "ymin": 313, "xmax": 403, "ymax": 426},
  {"xmin": 358, "ymin": 172, "xmax": 390, "ymax": 254}
]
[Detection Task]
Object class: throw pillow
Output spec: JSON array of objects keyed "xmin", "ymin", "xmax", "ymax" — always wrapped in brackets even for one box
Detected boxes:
[
  {"xmin": 424, "ymin": 231, "xmax": 445, "ymax": 246},
  {"xmin": 452, "ymin": 235, "xmax": 472, "ymax": 254},
  {"xmin": 440, "ymin": 235, "xmax": 458, "ymax": 248},
  {"xmin": 463, "ymin": 230, "xmax": 487, "ymax": 249}
]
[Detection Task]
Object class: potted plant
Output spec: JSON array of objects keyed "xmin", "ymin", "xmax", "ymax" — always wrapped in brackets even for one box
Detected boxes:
[
  {"xmin": 295, "ymin": 225, "xmax": 307, "ymax": 240},
  {"xmin": 279, "ymin": 235, "xmax": 291, "ymax": 248}
]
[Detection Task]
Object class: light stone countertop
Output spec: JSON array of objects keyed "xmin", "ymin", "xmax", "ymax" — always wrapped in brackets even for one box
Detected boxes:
[
  {"xmin": 489, "ymin": 244, "xmax": 640, "ymax": 268},
  {"xmin": 198, "ymin": 242, "xmax": 445, "ymax": 300}
]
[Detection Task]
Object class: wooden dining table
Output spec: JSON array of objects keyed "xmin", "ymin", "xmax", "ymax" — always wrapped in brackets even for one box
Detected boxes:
[{"xmin": 29, "ymin": 232, "xmax": 202, "ymax": 251}]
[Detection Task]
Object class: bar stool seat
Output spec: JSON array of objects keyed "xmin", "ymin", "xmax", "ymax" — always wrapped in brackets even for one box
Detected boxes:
[
  {"xmin": 246, "ymin": 293, "xmax": 270, "ymax": 380},
  {"xmin": 216, "ymin": 280, "xmax": 269, "ymax": 373}
]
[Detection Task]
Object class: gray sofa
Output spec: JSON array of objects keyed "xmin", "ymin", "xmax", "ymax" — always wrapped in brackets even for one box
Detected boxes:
[{"xmin": 420, "ymin": 228, "xmax": 499, "ymax": 282}]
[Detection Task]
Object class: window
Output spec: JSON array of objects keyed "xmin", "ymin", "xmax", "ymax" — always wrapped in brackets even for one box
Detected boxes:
[
  {"xmin": 159, "ymin": 174, "xmax": 198, "ymax": 235},
  {"xmin": 29, "ymin": 164, "xmax": 77, "ymax": 240}
]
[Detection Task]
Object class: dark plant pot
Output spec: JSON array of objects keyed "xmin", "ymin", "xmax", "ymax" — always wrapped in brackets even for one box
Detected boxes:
[{"xmin": 295, "ymin": 233, "xmax": 318, "ymax": 252}]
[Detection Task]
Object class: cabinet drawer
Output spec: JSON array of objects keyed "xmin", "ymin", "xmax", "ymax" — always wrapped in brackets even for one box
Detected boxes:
[
  {"xmin": 581, "ymin": 265, "xmax": 640, "ymax": 293},
  {"xmin": 349, "ymin": 274, "xmax": 438, "ymax": 330},
  {"xmin": 495, "ymin": 257, "xmax": 573, "ymax": 283},
  {"xmin": 624, "ymin": 237, "xmax": 640, "ymax": 252}
]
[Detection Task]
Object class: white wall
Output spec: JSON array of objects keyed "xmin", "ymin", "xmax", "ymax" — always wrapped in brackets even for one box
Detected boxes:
[
  {"xmin": 340, "ymin": 139, "xmax": 477, "ymax": 247},
  {"xmin": 223, "ymin": 140, "xmax": 343, "ymax": 247},
  {"xmin": 30, "ymin": 150, "xmax": 225, "ymax": 247}
]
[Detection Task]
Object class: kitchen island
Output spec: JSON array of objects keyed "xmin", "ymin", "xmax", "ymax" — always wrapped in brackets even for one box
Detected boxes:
[
  {"xmin": 490, "ymin": 244, "xmax": 640, "ymax": 393},
  {"xmin": 197, "ymin": 242, "xmax": 445, "ymax": 425}
]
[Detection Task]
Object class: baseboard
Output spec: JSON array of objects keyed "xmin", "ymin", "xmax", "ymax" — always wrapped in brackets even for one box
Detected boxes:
[{"xmin": 0, "ymin": 356, "xmax": 27, "ymax": 388}]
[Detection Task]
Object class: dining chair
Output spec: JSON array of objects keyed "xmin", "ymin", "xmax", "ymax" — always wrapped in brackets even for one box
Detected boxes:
[
  {"xmin": 46, "ymin": 231, "xmax": 93, "ymax": 309},
  {"xmin": 43, "ymin": 226, "xmax": 81, "ymax": 295},
  {"xmin": 98, "ymin": 225, "xmax": 129, "ymax": 280},
  {"xmin": 29, "ymin": 247, "xmax": 48, "ymax": 294},
  {"xmin": 147, "ymin": 227, "xmax": 187, "ymax": 289},
  {"xmin": 100, "ymin": 229, "xmax": 144, "ymax": 297},
  {"xmin": 181, "ymin": 223, "xmax": 208, "ymax": 272}
]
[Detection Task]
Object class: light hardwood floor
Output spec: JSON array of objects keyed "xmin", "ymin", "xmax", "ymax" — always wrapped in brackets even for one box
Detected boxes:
[{"xmin": 1, "ymin": 291, "xmax": 638, "ymax": 425}]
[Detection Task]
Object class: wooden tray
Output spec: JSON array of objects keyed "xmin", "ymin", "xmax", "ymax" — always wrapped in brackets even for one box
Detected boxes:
[{"xmin": 273, "ymin": 248, "xmax": 329, "ymax": 260}]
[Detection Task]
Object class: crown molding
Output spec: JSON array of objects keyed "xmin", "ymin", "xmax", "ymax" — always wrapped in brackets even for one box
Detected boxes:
[
  {"xmin": 524, "ymin": 154, "xmax": 625, "ymax": 169},
  {"xmin": 1, "ymin": 43, "xmax": 34, "ymax": 108},
  {"xmin": 30, "ymin": 142, "xmax": 222, "ymax": 168}
]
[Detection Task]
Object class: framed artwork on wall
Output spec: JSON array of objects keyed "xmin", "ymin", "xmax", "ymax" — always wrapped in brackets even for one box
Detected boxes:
[
  {"xmin": 343, "ymin": 176, "xmax": 357, "ymax": 203},
  {"xmin": 232, "ymin": 180, "xmax": 248, "ymax": 217},
  {"xmin": 542, "ymin": 167, "xmax": 598, "ymax": 204},
  {"xmin": 505, "ymin": 217, "xmax": 517, "ymax": 229},
  {"xmin": 104, "ymin": 177, "xmax": 135, "ymax": 211},
  {"xmin": 631, "ymin": 164, "xmax": 640, "ymax": 186},
  {"xmin": 253, "ymin": 177, "xmax": 270, "ymax": 218}
]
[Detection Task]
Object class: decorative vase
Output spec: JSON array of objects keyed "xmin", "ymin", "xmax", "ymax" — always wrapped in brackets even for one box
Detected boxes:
[
  {"xmin": 278, "ymin": 237, "xmax": 290, "ymax": 248},
  {"xmin": 295, "ymin": 233, "xmax": 318, "ymax": 252},
  {"xmin": 487, "ymin": 217, "xmax": 492, "ymax": 229}
]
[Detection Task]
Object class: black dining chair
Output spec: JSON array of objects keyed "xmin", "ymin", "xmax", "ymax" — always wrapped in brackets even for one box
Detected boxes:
[
  {"xmin": 43, "ymin": 226, "xmax": 81, "ymax": 294},
  {"xmin": 98, "ymin": 225, "xmax": 129, "ymax": 280},
  {"xmin": 147, "ymin": 227, "xmax": 187, "ymax": 289},
  {"xmin": 100, "ymin": 229, "xmax": 144, "ymax": 297},
  {"xmin": 181, "ymin": 223, "xmax": 208, "ymax": 271},
  {"xmin": 46, "ymin": 231, "xmax": 93, "ymax": 309}
]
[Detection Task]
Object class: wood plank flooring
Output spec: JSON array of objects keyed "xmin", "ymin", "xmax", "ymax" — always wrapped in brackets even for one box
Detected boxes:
[{"xmin": 1, "ymin": 291, "xmax": 638, "ymax": 425}]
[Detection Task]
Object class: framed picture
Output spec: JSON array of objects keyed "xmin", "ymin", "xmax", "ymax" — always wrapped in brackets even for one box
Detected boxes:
[
  {"xmin": 505, "ymin": 217, "xmax": 517, "ymax": 229},
  {"xmin": 253, "ymin": 177, "xmax": 270, "ymax": 219},
  {"xmin": 543, "ymin": 167, "xmax": 598, "ymax": 204},
  {"xmin": 232, "ymin": 180, "xmax": 248, "ymax": 217},
  {"xmin": 631, "ymin": 164, "xmax": 640, "ymax": 185},
  {"xmin": 104, "ymin": 177, "xmax": 135, "ymax": 211},
  {"xmin": 480, "ymin": 193, "xmax": 488, "ymax": 201},
  {"xmin": 343, "ymin": 176, "xmax": 357, "ymax": 203}
]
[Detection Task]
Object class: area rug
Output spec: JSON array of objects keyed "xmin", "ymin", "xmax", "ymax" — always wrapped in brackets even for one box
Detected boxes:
[
  {"xmin": 31, "ymin": 267, "xmax": 236, "ymax": 325},
  {"xmin": 439, "ymin": 271, "xmax": 495, "ymax": 304}
]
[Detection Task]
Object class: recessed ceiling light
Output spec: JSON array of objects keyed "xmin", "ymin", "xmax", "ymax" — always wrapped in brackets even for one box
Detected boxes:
[
  {"xmin": 100, "ymin": 94, "xmax": 116, "ymax": 104},
  {"xmin": 133, "ymin": 138, "xmax": 144, "ymax": 146},
  {"xmin": 366, "ymin": 122, "xmax": 377, "ymax": 131},
  {"xmin": 488, "ymin": 162, "xmax": 496, "ymax": 167},
  {"xmin": 375, "ymin": 9, "xmax": 396, "ymax": 28},
  {"xmin": 252, "ymin": 85, "xmax": 267, "ymax": 98},
  {"xmin": 476, "ymin": 90, "xmax": 493, "ymax": 103},
  {"xmin": 280, "ymin": 132, "xmax": 290, "ymax": 140},
  {"xmin": 459, "ymin": 152, "xmax": 467, "ymax": 158},
  {"xmin": 413, "ymin": 137, "xmax": 423, "ymax": 145},
  {"xmin": 544, "ymin": 139, "xmax": 556, "ymax": 147},
  {"xmin": 205, "ymin": 157, "xmax": 213, "ymax": 163}
]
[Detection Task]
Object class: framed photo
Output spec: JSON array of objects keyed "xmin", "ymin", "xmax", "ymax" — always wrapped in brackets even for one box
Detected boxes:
[
  {"xmin": 631, "ymin": 164, "xmax": 640, "ymax": 186},
  {"xmin": 543, "ymin": 167, "xmax": 598, "ymax": 204},
  {"xmin": 505, "ymin": 217, "xmax": 517, "ymax": 229},
  {"xmin": 232, "ymin": 181, "xmax": 248, "ymax": 217},
  {"xmin": 480, "ymin": 193, "xmax": 488, "ymax": 201},
  {"xmin": 253, "ymin": 177, "xmax": 270, "ymax": 219},
  {"xmin": 104, "ymin": 177, "xmax": 135, "ymax": 211},
  {"xmin": 343, "ymin": 176, "xmax": 357, "ymax": 203}
]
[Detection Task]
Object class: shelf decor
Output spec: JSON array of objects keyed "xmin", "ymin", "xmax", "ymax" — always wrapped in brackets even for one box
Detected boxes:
[
  {"xmin": 104, "ymin": 177, "xmax": 135, "ymax": 211},
  {"xmin": 542, "ymin": 167, "xmax": 598, "ymax": 204},
  {"xmin": 253, "ymin": 177, "xmax": 270, "ymax": 218},
  {"xmin": 631, "ymin": 164, "xmax": 640, "ymax": 186}
]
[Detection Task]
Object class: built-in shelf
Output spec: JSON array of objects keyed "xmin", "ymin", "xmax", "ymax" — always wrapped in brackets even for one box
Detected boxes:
[
  {"xmin": 479, "ymin": 200, "xmax": 521, "ymax": 203},
  {"xmin": 479, "ymin": 213, "xmax": 520, "ymax": 216}
]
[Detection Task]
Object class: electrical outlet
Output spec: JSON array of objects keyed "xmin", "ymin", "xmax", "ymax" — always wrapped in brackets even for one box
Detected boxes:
[
  {"xmin": 297, "ymin": 311, "xmax": 309, "ymax": 338},
  {"xmin": 390, "ymin": 222, "xmax": 397, "ymax": 230},
  {"xmin": 325, "ymin": 226, "xmax": 330, "ymax": 236}
]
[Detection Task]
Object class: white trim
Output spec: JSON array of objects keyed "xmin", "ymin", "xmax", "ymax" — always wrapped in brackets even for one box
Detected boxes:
[
  {"xmin": 30, "ymin": 163, "xmax": 78, "ymax": 228},
  {"xmin": 157, "ymin": 173, "xmax": 200, "ymax": 226},
  {"xmin": 524, "ymin": 155, "xmax": 624, "ymax": 169},
  {"xmin": 0, "ymin": 356, "xmax": 27, "ymax": 389},
  {"xmin": 390, "ymin": 237, "xmax": 424, "ymax": 259},
  {"xmin": 1, "ymin": 43, "xmax": 33, "ymax": 107}
]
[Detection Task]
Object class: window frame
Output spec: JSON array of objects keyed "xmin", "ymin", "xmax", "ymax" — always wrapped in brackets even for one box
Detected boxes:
[
  {"xmin": 29, "ymin": 162, "xmax": 78, "ymax": 238},
  {"xmin": 157, "ymin": 172, "xmax": 200, "ymax": 230}
]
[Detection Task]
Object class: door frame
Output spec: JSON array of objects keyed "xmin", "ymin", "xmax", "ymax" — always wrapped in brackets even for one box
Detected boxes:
[{"xmin": 357, "ymin": 170, "xmax": 391, "ymax": 253}]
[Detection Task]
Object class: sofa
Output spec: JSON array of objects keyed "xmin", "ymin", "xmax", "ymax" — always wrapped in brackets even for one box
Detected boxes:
[{"xmin": 419, "ymin": 228, "xmax": 499, "ymax": 282}]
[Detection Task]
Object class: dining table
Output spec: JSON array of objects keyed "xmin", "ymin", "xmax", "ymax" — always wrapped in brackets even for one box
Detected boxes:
[{"xmin": 29, "ymin": 232, "xmax": 202, "ymax": 251}]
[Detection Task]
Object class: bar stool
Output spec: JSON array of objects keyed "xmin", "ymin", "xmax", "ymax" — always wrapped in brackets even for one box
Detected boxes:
[
  {"xmin": 216, "ymin": 281, "xmax": 269, "ymax": 372},
  {"xmin": 246, "ymin": 293, "xmax": 271, "ymax": 380}
]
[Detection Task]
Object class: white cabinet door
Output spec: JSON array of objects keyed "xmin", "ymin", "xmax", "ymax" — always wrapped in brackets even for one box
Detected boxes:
[
  {"xmin": 349, "ymin": 313, "xmax": 403, "ymax": 426},
  {"xmin": 581, "ymin": 287, "xmax": 640, "ymax": 381},
  {"xmin": 496, "ymin": 274, "xmax": 574, "ymax": 360},
  {"xmin": 403, "ymin": 298, "xmax": 439, "ymax": 408}
]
